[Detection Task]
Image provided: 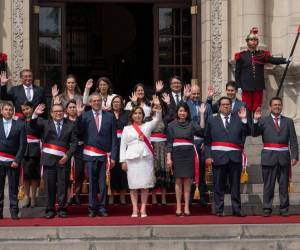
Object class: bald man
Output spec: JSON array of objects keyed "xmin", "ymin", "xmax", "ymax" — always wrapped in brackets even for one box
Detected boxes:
[{"xmin": 186, "ymin": 85, "xmax": 212, "ymax": 206}]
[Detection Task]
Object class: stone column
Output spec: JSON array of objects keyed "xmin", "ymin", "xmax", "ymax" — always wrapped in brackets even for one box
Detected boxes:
[{"xmin": 201, "ymin": 0, "xmax": 228, "ymax": 100}]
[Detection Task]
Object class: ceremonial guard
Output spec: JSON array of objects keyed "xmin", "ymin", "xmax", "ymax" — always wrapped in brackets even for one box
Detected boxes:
[
  {"xmin": 252, "ymin": 97, "xmax": 298, "ymax": 217},
  {"xmin": 234, "ymin": 27, "xmax": 290, "ymax": 116}
]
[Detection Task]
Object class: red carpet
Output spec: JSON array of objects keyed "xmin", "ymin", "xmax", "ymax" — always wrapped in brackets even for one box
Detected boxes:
[{"xmin": 1, "ymin": 204, "xmax": 300, "ymax": 227}]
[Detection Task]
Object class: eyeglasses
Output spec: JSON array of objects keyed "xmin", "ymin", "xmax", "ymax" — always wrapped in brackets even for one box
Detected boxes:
[{"xmin": 52, "ymin": 110, "xmax": 63, "ymax": 113}]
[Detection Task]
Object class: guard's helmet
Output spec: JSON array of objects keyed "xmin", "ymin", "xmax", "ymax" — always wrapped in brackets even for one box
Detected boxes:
[{"xmin": 246, "ymin": 27, "xmax": 259, "ymax": 43}]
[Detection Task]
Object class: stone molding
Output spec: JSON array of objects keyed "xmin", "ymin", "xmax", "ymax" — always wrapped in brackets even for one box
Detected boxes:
[
  {"xmin": 211, "ymin": 0, "xmax": 223, "ymax": 100},
  {"xmin": 11, "ymin": 0, "xmax": 24, "ymax": 85}
]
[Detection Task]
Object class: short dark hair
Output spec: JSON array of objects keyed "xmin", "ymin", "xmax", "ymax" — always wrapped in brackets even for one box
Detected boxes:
[
  {"xmin": 1, "ymin": 101, "xmax": 14, "ymax": 110},
  {"xmin": 218, "ymin": 96, "xmax": 232, "ymax": 106},
  {"xmin": 226, "ymin": 81, "xmax": 238, "ymax": 90},
  {"xmin": 269, "ymin": 96, "xmax": 283, "ymax": 106},
  {"xmin": 97, "ymin": 76, "xmax": 113, "ymax": 95},
  {"xmin": 51, "ymin": 103, "xmax": 64, "ymax": 112},
  {"xmin": 111, "ymin": 95, "xmax": 125, "ymax": 111},
  {"xmin": 65, "ymin": 99, "xmax": 77, "ymax": 109},
  {"xmin": 21, "ymin": 101, "xmax": 33, "ymax": 108},
  {"xmin": 128, "ymin": 106, "xmax": 145, "ymax": 124},
  {"xmin": 175, "ymin": 102, "xmax": 191, "ymax": 121},
  {"xmin": 169, "ymin": 75, "xmax": 182, "ymax": 85},
  {"xmin": 20, "ymin": 69, "xmax": 33, "ymax": 78}
]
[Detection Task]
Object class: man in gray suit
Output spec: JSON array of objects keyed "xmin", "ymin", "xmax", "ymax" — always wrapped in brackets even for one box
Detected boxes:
[
  {"xmin": 205, "ymin": 97, "xmax": 250, "ymax": 217},
  {"xmin": 252, "ymin": 97, "xmax": 298, "ymax": 217}
]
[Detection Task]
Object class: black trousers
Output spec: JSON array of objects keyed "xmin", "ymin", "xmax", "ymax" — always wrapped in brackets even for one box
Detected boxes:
[
  {"xmin": 0, "ymin": 164, "xmax": 19, "ymax": 216},
  {"xmin": 213, "ymin": 161, "xmax": 242, "ymax": 214},
  {"xmin": 262, "ymin": 164, "xmax": 289, "ymax": 212},
  {"xmin": 74, "ymin": 156, "xmax": 85, "ymax": 196},
  {"xmin": 44, "ymin": 164, "xmax": 68, "ymax": 212}
]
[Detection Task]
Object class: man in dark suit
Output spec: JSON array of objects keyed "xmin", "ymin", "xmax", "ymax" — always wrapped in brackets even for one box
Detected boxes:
[
  {"xmin": 252, "ymin": 97, "xmax": 298, "ymax": 217},
  {"xmin": 234, "ymin": 27, "xmax": 289, "ymax": 113},
  {"xmin": 32, "ymin": 103, "xmax": 77, "ymax": 219},
  {"xmin": 186, "ymin": 84, "xmax": 212, "ymax": 206},
  {"xmin": 205, "ymin": 97, "xmax": 250, "ymax": 217},
  {"xmin": 0, "ymin": 69, "xmax": 46, "ymax": 118},
  {"xmin": 207, "ymin": 81, "xmax": 246, "ymax": 115},
  {"xmin": 78, "ymin": 92, "xmax": 117, "ymax": 217},
  {"xmin": 0, "ymin": 102, "xmax": 27, "ymax": 219}
]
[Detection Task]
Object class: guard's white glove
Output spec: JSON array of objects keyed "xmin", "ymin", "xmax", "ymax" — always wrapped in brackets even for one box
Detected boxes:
[{"xmin": 238, "ymin": 88, "xmax": 243, "ymax": 95}]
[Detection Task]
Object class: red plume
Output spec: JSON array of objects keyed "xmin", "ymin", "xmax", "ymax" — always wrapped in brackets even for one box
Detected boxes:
[{"xmin": 251, "ymin": 27, "xmax": 259, "ymax": 35}]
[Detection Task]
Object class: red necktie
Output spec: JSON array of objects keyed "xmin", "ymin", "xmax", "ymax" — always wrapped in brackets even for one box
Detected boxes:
[
  {"xmin": 95, "ymin": 112, "xmax": 100, "ymax": 132},
  {"xmin": 274, "ymin": 117, "xmax": 280, "ymax": 131}
]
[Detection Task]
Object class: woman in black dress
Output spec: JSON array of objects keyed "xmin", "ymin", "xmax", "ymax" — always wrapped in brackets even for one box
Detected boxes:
[
  {"xmin": 109, "ymin": 95, "xmax": 129, "ymax": 204},
  {"xmin": 166, "ymin": 102, "xmax": 206, "ymax": 216},
  {"xmin": 21, "ymin": 101, "xmax": 42, "ymax": 208}
]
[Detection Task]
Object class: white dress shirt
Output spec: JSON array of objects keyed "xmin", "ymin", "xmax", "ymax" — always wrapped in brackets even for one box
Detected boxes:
[
  {"xmin": 172, "ymin": 92, "xmax": 182, "ymax": 105},
  {"xmin": 23, "ymin": 84, "xmax": 33, "ymax": 101},
  {"xmin": 54, "ymin": 120, "xmax": 63, "ymax": 136},
  {"xmin": 220, "ymin": 113, "xmax": 231, "ymax": 128},
  {"xmin": 3, "ymin": 118, "xmax": 12, "ymax": 138},
  {"xmin": 92, "ymin": 109, "xmax": 102, "ymax": 131},
  {"xmin": 271, "ymin": 113, "xmax": 281, "ymax": 127}
]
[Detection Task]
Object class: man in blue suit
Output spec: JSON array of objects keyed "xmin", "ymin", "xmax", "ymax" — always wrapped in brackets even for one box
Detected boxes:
[
  {"xmin": 206, "ymin": 81, "xmax": 246, "ymax": 115},
  {"xmin": 186, "ymin": 84, "xmax": 212, "ymax": 206},
  {"xmin": 78, "ymin": 92, "xmax": 117, "ymax": 217},
  {"xmin": 0, "ymin": 102, "xmax": 27, "ymax": 219}
]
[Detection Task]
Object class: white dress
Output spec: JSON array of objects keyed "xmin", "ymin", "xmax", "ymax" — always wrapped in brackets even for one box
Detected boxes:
[{"xmin": 120, "ymin": 112, "xmax": 161, "ymax": 189}]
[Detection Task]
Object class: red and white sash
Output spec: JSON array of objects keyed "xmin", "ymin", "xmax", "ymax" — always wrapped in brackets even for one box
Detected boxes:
[
  {"xmin": 173, "ymin": 138, "xmax": 199, "ymax": 185},
  {"xmin": 27, "ymin": 134, "xmax": 40, "ymax": 144},
  {"xmin": 13, "ymin": 112, "xmax": 23, "ymax": 120},
  {"xmin": 132, "ymin": 123, "xmax": 156, "ymax": 157},
  {"xmin": 83, "ymin": 145, "xmax": 111, "ymax": 177},
  {"xmin": 150, "ymin": 133, "xmax": 167, "ymax": 142},
  {"xmin": 42, "ymin": 143, "xmax": 67, "ymax": 157},
  {"xmin": 0, "ymin": 152, "xmax": 15, "ymax": 162},
  {"xmin": 263, "ymin": 143, "xmax": 289, "ymax": 151},
  {"xmin": 117, "ymin": 129, "xmax": 123, "ymax": 138},
  {"xmin": 211, "ymin": 141, "xmax": 243, "ymax": 151}
]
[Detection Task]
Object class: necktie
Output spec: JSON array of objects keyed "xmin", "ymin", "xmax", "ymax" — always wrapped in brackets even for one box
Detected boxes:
[
  {"xmin": 193, "ymin": 102, "xmax": 199, "ymax": 119},
  {"xmin": 56, "ymin": 122, "xmax": 62, "ymax": 137},
  {"xmin": 175, "ymin": 94, "xmax": 180, "ymax": 105},
  {"xmin": 4, "ymin": 121, "xmax": 9, "ymax": 138},
  {"xmin": 274, "ymin": 117, "xmax": 280, "ymax": 131},
  {"xmin": 26, "ymin": 87, "xmax": 32, "ymax": 101},
  {"xmin": 95, "ymin": 112, "xmax": 100, "ymax": 132},
  {"xmin": 224, "ymin": 116, "xmax": 230, "ymax": 130}
]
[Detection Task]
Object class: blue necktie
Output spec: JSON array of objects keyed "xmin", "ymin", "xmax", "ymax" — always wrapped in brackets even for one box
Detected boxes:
[{"xmin": 56, "ymin": 122, "xmax": 62, "ymax": 137}]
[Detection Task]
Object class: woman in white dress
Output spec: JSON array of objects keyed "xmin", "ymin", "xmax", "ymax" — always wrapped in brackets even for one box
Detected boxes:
[
  {"xmin": 83, "ymin": 77, "xmax": 116, "ymax": 111},
  {"xmin": 124, "ymin": 83, "xmax": 151, "ymax": 118},
  {"xmin": 120, "ymin": 96, "xmax": 162, "ymax": 217}
]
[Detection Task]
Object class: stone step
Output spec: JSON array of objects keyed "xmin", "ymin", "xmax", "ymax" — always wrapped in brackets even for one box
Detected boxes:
[
  {"xmin": 1, "ymin": 224, "xmax": 300, "ymax": 249},
  {"xmin": 240, "ymin": 182, "xmax": 300, "ymax": 194}
]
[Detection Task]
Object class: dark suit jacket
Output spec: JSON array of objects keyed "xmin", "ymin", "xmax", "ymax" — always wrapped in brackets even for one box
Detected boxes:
[
  {"xmin": 207, "ymin": 97, "xmax": 246, "ymax": 115},
  {"xmin": 235, "ymin": 50, "xmax": 287, "ymax": 91},
  {"xmin": 0, "ymin": 119, "xmax": 27, "ymax": 165},
  {"xmin": 252, "ymin": 115, "xmax": 299, "ymax": 166},
  {"xmin": 0, "ymin": 84, "xmax": 46, "ymax": 114},
  {"xmin": 78, "ymin": 110, "xmax": 118, "ymax": 162},
  {"xmin": 31, "ymin": 118, "xmax": 78, "ymax": 166},
  {"xmin": 205, "ymin": 113, "xmax": 250, "ymax": 165},
  {"xmin": 186, "ymin": 99, "xmax": 212, "ymax": 128}
]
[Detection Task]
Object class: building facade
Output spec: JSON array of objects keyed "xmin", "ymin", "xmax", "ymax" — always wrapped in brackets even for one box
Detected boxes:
[{"xmin": 1, "ymin": 0, "xmax": 300, "ymax": 132}]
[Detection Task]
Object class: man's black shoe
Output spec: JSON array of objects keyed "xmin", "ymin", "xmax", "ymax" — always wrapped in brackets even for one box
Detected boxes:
[
  {"xmin": 58, "ymin": 210, "xmax": 67, "ymax": 218},
  {"xmin": 88, "ymin": 211, "xmax": 96, "ymax": 218},
  {"xmin": 263, "ymin": 210, "xmax": 271, "ymax": 217},
  {"xmin": 232, "ymin": 212, "xmax": 246, "ymax": 217},
  {"xmin": 215, "ymin": 212, "xmax": 224, "ymax": 217},
  {"xmin": 98, "ymin": 211, "xmax": 108, "ymax": 217},
  {"xmin": 45, "ymin": 211, "xmax": 55, "ymax": 219},
  {"xmin": 199, "ymin": 200, "xmax": 208, "ymax": 207},
  {"xmin": 280, "ymin": 211, "xmax": 289, "ymax": 217}
]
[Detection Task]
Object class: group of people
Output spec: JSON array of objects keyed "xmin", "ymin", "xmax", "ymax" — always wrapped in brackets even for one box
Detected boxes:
[{"xmin": 0, "ymin": 27, "xmax": 298, "ymax": 220}]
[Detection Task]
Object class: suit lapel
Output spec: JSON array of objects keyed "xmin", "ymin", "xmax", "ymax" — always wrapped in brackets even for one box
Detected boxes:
[
  {"xmin": 6, "ymin": 120, "xmax": 15, "ymax": 139},
  {"xmin": 60, "ymin": 119, "xmax": 67, "ymax": 138},
  {"xmin": 279, "ymin": 116, "xmax": 286, "ymax": 132},
  {"xmin": 217, "ymin": 114, "xmax": 228, "ymax": 133},
  {"xmin": 0, "ymin": 120, "xmax": 6, "ymax": 138},
  {"xmin": 18, "ymin": 84, "xmax": 27, "ymax": 101},
  {"xmin": 268, "ymin": 115, "xmax": 279, "ymax": 133},
  {"xmin": 50, "ymin": 120, "xmax": 58, "ymax": 137},
  {"xmin": 89, "ymin": 110, "xmax": 99, "ymax": 134}
]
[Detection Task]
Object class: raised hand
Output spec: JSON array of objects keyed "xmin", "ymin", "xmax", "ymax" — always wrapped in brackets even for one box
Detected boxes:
[
  {"xmin": 253, "ymin": 107, "xmax": 262, "ymax": 120},
  {"xmin": 0, "ymin": 71, "xmax": 9, "ymax": 85},
  {"xmin": 76, "ymin": 99, "xmax": 85, "ymax": 116},
  {"xmin": 207, "ymin": 85, "xmax": 214, "ymax": 99},
  {"xmin": 199, "ymin": 103, "xmax": 206, "ymax": 114},
  {"xmin": 155, "ymin": 80, "xmax": 164, "ymax": 92},
  {"xmin": 161, "ymin": 92, "xmax": 170, "ymax": 105},
  {"xmin": 85, "ymin": 79, "xmax": 93, "ymax": 89},
  {"xmin": 238, "ymin": 106, "xmax": 247, "ymax": 119},
  {"xmin": 129, "ymin": 92, "xmax": 138, "ymax": 103},
  {"xmin": 53, "ymin": 95, "xmax": 61, "ymax": 105},
  {"xmin": 152, "ymin": 95, "xmax": 162, "ymax": 112},
  {"xmin": 52, "ymin": 84, "xmax": 59, "ymax": 97},
  {"xmin": 183, "ymin": 84, "xmax": 191, "ymax": 99},
  {"xmin": 34, "ymin": 103, "xmax": 46, "ymax": 115}
]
